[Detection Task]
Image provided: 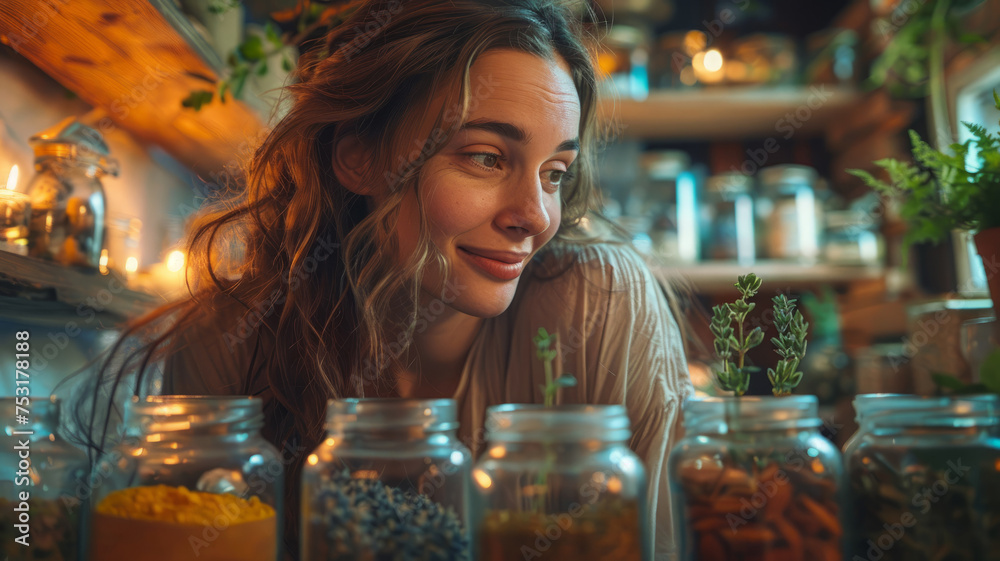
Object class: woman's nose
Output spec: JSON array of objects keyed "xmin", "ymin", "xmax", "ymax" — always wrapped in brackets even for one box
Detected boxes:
[{"xmin": 498, "ymin": 173, "xmax": 551, "ymax": 236}]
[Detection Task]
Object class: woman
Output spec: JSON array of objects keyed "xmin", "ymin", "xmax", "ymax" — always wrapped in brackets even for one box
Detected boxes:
[{"xmin": 85, "ymin": 0, "xmax": 693, "ymax": 559}]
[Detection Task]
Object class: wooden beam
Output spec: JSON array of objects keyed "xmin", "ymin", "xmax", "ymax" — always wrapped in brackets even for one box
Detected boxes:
[{"xmin": 0, "ymin": 0, "xmax": 265, "ymax": 178}]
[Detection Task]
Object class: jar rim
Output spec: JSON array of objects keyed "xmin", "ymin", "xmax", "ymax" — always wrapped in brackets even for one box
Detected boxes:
[
  {"xmin": 853, "ymin": 393, "xmax": 999, "ymax": 428},
  {"xmin": 127, "ymin": 395, "xmax": 264, "ymax": 435},
  {"xmin": 485, "ymin": 404, "xmax": 632, "ymax": 442},
  {"xmin": 325, "ymin": 398, "xmax": 459, "ymax": 433},
  {"xmin": 683, "ymin": 395, "xmax": 822, "ymax": 432}
]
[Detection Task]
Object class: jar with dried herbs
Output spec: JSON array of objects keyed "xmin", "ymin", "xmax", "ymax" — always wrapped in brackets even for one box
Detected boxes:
[
  {"xmin": 668, "ymin": 396, "xmax": 845, "ymax": 561},
  {"xmin": 301, "ymin": 398, "xmax": 472, "ymax": 561},
  {"xmin": 472, "ymin": 404, "xmax": 648, "ymax": 561},
  {"xmin": 846, "ymin": 394, "xmax": 1000, "ymax": 561},
  {"xmin": 89, "ymin": 396, "xmax": 282, "ymax": 561},
  {"xmin": 0, "ymin": 397, "xmax": 88, "ymax": 561}
]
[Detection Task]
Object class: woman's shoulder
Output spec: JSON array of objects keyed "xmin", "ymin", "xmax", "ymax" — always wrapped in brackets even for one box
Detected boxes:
[{"xmin": 526, "ymin": 240, "xmax": 660, "ymax": 296}]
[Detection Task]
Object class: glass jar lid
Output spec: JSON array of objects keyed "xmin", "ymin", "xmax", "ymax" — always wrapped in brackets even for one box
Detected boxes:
[
  {"xmin": 757, "ymin": 164, "xmax": 817, "ymax": 195},
  {"xmin": 705, "ymin": 173, "xmax": 753, "ymax": 197},
  {"xmin": 485, "ymin": 404, "xmax": 632, "ymax": 442},
  {"xmin": 854, "ymin": 394, "xmax": 999, "ymax": 429},
  {"xmin": 127, "ymin": 395, "xmax": 264, "ymax": 438},
  {"xmin": 325, "ymin": 398, "xmax": 459, "ymax": 434},
  {"xmin": 1, "ymin": 396, "xmax": 60, "ymax": 439},
  {"xmin": 30, "ymin": 116, "xmax": 119, "ymax": 176},
  {"xmin": 683, "ymin": 395, "xmax": 822, "ymax": 433}
]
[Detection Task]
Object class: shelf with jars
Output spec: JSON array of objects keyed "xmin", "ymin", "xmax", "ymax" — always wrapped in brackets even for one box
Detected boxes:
[
  {"xmin": 0, "ymin": 0, "xmax": 265, "ymax": 178},
  {"xmin": 652, "ymin": 259, "xmax": 885, "ymax": 293}
]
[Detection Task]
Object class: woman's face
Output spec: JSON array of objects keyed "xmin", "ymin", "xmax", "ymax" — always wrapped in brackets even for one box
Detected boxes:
[{"xmin": 397, "ymin": 49, "xmax": 581, "ymax": 318}]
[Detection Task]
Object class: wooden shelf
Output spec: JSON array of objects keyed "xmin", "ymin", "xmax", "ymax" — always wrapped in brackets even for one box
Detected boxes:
[
  {"xmin": 0, "ymin": 251, "xmax": 161, "ymax": 323},
  {"xmin": 599, "ymin": 86, "xmax": 862, "ymax": 140},
  {"xmin": 0, "ymin": 0, "xmax": 265, "ymax": 177},
  {"xmin": 654, "ymin": 260, "xmax": 885, "ymax": 293}
]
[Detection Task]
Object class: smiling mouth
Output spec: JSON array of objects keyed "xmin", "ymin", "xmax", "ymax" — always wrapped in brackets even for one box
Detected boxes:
[{"xmin": 457, "ymin": 247, "xmax": 527, "ymax": 281}]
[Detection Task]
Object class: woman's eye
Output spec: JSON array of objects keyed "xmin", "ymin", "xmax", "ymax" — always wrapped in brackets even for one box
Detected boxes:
[
  {"xmin": 470, "ymin": 153, "xmax": 501, "ymax": 169},
  {"xmin": 546, "ymin": 169, "xmax": 569, "ymax": 188}
]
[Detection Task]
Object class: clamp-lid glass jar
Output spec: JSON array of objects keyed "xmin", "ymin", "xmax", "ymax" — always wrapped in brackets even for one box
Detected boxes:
[
  {"xmin": 846, "ymin": 394, "xmax": 1000, "ymax": 561},
  {"xmin": 89, "ymin": 396, "xmax": 282, "ymax": 561},
  {"xmin": 301, "ymin": 398, "xmax": 472, "ymax": 560},
  {"xmin": 704, "ymin": 172, "xmax": 756, "ymax": 264},
  {"xmin": 669, "ymin": 396, "xmax": 845, "ymax": 561},
  {"xmin": 1, "ymin": 397, "xmax": 88, "ymax": 561},
  {"xmin": 757, "ymin": 164, "xmax": 821, "ymax": 262},
  {"xmin": 472, "ymin": 404, "xmax": 648, "ymax": 561}
]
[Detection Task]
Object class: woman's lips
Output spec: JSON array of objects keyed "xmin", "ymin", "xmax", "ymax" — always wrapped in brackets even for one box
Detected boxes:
[{"xmin": 457, "ymin": 247, "xmax": 527, "ymax": 281}]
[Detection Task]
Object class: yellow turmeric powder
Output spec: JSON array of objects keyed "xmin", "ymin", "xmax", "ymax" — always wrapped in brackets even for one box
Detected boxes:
[
  {"xmin": 95, "ymin": 485, "xmax": 274, "ymax": 525},
  {"xmin": 90, "ymin": 486, "xmax": 278, "ymax": 561}
]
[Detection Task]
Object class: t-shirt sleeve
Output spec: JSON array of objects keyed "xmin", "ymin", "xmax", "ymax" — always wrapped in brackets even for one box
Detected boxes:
[{"xmin": 504, "ymin": 242, "xmax": 694, "ymax": 561}]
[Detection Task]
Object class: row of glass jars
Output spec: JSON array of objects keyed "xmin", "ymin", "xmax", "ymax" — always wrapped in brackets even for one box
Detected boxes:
[
  {"xmin": 668, "ymin": 393, "xmax": 1000, "ymax": 561},
  {"xmin": 1, "ymin": 396, "xmax": 648, "ymax": 561},
  {"xmin": 6, "ymin": 393, "xmax": 998, "ymax": 561}
]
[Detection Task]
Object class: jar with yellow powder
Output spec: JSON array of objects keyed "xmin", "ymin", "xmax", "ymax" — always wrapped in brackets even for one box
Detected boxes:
[{"xmin": 89, "ymin": 396, "xmax": 282, "ymax": 561}]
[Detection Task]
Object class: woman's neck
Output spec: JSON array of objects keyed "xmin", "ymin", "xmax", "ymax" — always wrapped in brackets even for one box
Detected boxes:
[{"xmin": 387, "ymin": 295, "xmax": 483, "ymax": 399}]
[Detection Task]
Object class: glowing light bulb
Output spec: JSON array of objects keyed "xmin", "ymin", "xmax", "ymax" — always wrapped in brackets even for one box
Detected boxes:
[{"xmin": 125, "ymin": 257, "xmax": 138, "ymax": 273}]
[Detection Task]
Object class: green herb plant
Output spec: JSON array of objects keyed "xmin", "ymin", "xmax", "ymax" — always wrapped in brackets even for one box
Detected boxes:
[
  {"xmin": 710, "ymin": 274, "xmax": 810, "ymax": 397},
  {"xmin": 182, "ymin": 0, "xmax": 362, "ymax": 110},
  {"xmin": 847, "ymin": 91, "xmax": 1000, "ymax": 247},
  {"xmin": 531, "ymin": 327, "xmax": 576, "ymax": 513}
]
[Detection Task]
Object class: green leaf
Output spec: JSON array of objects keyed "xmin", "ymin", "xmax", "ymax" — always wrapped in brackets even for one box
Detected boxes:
[
  {"xmin": 239, "ymin": 35, "xmax": 265, "ymax": 62},
  {"xmin": 256, "ymin": 61, "xmax": 269, "ymax": 76},
  {"xmin": 979, "ymin": 349, "xmax": 1000, "ymax": 392},
  {"xmin": 931, "ymin": 373, "xmax": 968, "ymax": 391},
  {"xmin": 993, "ymin": 89, "xmax": 1000, "ymax": 111},
  {"xmin": 745, "ymin": 327, "xmax": 764, "ymax": 349},
  {"xmin": 181, "ymin": 90, "xmax": 214, "ymax": 110},
  {"xmin": 282, "ymin": 56, "xmax": 294, "ymax": 73},
  {"xmin": 217, "ymin": 80, "xmax": 229, "ymax": 103},
  {"xmin": 265, "ymin": 21, "xmax": 282, "ymax": 47}
]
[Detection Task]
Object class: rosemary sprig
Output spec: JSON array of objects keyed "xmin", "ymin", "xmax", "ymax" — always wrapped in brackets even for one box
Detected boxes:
[
  {"xmin": 710, "ymin": 273, "xmax": 764, "ymax": 396},
  {"xmin": 768, "ymin": 294, "xmax": 809, "ymax": 396}
]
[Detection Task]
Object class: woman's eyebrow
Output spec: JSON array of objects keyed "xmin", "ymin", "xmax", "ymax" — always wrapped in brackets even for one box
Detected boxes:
[{"xmin": 460, "ymin": 119, "xmax": 579, "ymax": 152}]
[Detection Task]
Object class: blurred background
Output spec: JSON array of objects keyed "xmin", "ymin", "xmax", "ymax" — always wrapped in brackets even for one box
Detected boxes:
[{"xmin": 1, "ymin": 0, "xmax": 999, "ymax": 446}]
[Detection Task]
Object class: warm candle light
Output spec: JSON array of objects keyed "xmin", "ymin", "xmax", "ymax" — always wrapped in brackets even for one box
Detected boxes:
[
  {"xmin": 125, "ymin": 256, "xmax": 138, "ymax": 273},
  {"xmin": 166, "ymin": 250, "xmax": 185, "ymax": 272},
  {"xmin": 703, "ymin": 49, "xmax": 724, "ymax": 72},
  {"xmin": 5, "ymin": 164, "xmax": 18, "ymax": 190}
]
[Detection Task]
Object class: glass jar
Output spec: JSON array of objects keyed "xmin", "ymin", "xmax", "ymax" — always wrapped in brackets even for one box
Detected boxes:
[
  {"xmin": 302, "ymin": 398, "xmax": 472, "ymax": 560},
  {"xmin": 757, "ymin": 165, "xmax": 821, "ymax": 262},
  {"xmin": 89, "ymin": 396, "xmax": 282, "ymax": 561},
  {"xmin": 846, "ymin": 395, "xmax": 1000, "ymax": 561},
  {"xmin": 24, "ymin": 117, "xmax": 118, "ymax": 269},
  {"xmin": 823, "ymin": 209, "xmax": 882, "ymax": 264},
  {"xmin": 639, "ymin": 150, "xmax": 698, "ymax": 262},
  {"xmin": 1, "ymin": 397, "xmax": 88, "ymax": 561},
  {"xmin": 704, "ymin": 173, "xmax": 756, "ymax": 264},
  {"xmin": 669, "ymin": 396, "xmax": 845, "ymax": 561},
  {"xmin": 472, "ymin": 404, "xmax": 648, "ymax": 561}
]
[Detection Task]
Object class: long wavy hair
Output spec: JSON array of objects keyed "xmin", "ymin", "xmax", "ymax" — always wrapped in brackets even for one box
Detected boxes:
[{"xmin": 79, "ymin": 0, "xmax": 604, "ymax": 556}]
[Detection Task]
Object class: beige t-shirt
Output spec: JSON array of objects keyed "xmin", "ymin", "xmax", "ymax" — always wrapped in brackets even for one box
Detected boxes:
[{"xmin": 165, "ymin": 241, "xmax": 693, "ymax": 561}]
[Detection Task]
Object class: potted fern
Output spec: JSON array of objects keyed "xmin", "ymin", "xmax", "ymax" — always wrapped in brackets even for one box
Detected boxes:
[
  {"xmin": 669, "ymin": 274, "xmax": 846, "ymax": 561},
  {"xmin": 848, "ymin": 92, "xmax": 1000, "ymax": 308}
]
